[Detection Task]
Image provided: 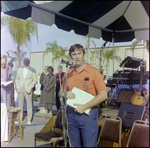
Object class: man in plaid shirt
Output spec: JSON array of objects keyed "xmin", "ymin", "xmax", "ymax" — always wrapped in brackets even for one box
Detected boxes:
[{"xmin": 15, "ymin": 58, "xmax": 36, "ymax": 125}]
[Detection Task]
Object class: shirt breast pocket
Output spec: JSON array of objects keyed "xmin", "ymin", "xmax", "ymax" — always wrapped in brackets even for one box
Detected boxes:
[{"xmin": 83, "ymin": 80, "xmax": 94, "ymax": 90}]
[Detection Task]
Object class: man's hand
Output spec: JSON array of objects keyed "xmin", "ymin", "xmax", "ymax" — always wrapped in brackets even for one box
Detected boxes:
[
  {"xmin": 56, "ymin": 79, "xmax": 60, "ymax": 82},
  {"xmin": 73, "ymin": 103, "xmax": 87, "ymax": 114},
  {"xmin": 66, "ymin": 91, "xmax": 76, "ymax": 99},
  {"xmin": 1, "ymin": 82, "xmax": 4, "ymax": 85},
  {"xmin": 46, "ymin": 88, "xmax": 50, "ymax": 92}
]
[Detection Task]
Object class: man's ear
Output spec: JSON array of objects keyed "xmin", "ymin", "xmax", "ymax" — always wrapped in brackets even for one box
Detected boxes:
[{"xmin": 70, "ymin": 56, "xmax": 73, "ymax": 60}]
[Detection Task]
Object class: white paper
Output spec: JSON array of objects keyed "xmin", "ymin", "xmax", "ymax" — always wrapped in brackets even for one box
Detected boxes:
[
  {"xmin": 67, "ymin": 87, "xmax": 95, "ymax": 115},
  {"xmin": 2, "ymin": 81, "xmax": 13, "ymax": 86}
]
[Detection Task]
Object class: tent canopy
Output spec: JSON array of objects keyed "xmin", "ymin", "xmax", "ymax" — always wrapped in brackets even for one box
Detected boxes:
[{"xmin": 1, "ymin": 1, "xmax": 149, "ymax": 42}]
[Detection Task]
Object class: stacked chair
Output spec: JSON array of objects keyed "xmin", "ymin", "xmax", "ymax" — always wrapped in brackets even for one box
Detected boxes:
[
  {"xmin": 126, "ymin": 119, "xmax": 149, "ymax": 147},
  {"xmin": 34, "ymin": 110, "xmax": 64, "ymax": 147},
  {"xmin": 97, "ymin": 115, "xmax": 122, "ymax": 147}
]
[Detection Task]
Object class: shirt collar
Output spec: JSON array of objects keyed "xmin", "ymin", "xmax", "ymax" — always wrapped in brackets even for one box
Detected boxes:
[
  {"xmin": 70, "ymin": 63, "xmax": 89, "ymax": 73},
  {"xmin": 44, "ymin": 72, "xmax": 49, "ymax": 75},
  {"xmin": 24, "ymin": 66, "xmax": 30, "ymax": 69},
  {"xmin": 84, "ymin": 63, "xmax": 90, "ymax": 73}
]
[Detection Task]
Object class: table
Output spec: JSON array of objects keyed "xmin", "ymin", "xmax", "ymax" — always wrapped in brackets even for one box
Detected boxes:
[{"xmin": 1, "ymin": 103, "xmax": 8, "ymax": 143}]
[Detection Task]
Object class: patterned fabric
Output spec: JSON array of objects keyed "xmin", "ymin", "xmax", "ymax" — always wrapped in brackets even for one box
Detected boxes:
[
  {"xmin": 40, "ymin": 72, "xmax": 48, "ymax": 90},
  {"xmin": 43, "ymin": 74, "xmax": 56, "ymax": 104},
  {"xmin": 7, "ymin": 107, "xmax": 21, "ymax": 112},
  {"xmin": 1, "ymin": 67, "xmax": 14, "ymax": 90},
  {"xmin": 1, "ymin": 67, "xmax": 14, "ymax": 107},
  {"xmin": 55, "ymin": 72, "xmax": 65, "ymax": 85},
  {"xmin": 15, "ymin": 67, "xmax": 37, "ymax": 93}
]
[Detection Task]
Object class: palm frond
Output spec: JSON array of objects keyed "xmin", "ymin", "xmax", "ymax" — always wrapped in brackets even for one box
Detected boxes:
[
  {"xmin": 43, "ymin": 50, "xmax": 51, "ymax": 58},
  {"xmin": 9, "ymin": 57, "xmax": 17, "ymax": 63}
]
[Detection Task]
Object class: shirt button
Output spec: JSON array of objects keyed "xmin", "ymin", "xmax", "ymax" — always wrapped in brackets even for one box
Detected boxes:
[{"xmin": 77, "ymin": 75, "xmax": 79, "ymax": 77}]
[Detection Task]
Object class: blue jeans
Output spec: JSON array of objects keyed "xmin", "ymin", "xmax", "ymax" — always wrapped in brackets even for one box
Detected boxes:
[{"xmin": 67, "ymin": 106, "xmax": 98, "ymax": 147}]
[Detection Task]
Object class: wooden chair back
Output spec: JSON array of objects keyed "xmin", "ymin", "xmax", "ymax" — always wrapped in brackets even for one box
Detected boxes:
[
  {"xmin": 126, "ymin": 120, "xmax": 149, "ymax": 147},
  {"xmin": 97, "ymin": 116, "xmax": 122, "ymax": 147}
]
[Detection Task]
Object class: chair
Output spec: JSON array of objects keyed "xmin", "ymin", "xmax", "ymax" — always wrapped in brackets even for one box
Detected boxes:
[
  {"xmin": 34, "ymin": 110, "xmax": 64, "ymax": 147},
  {"xmin": 7, "ymin": 106, "xmax": 23, "ymax": 143},
  {"xmin": 126, "ymin": 120, "xmax": 149, "ymax": 147},
  {"xmin": 97, "ymin": 115, "xmax": 122, "ymax": 147}
]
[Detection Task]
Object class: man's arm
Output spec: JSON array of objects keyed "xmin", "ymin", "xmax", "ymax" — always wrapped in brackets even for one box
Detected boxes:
[
  {"xmin": 40, "ymin": 73, "xmax": 44, "ymax": 84},
  {"xmin": 31, "ymin": 72, "xmax": 37, "ymax": 89},
  {"xmin": 15, "ymin": 69, "xmax": 20, "ymax": 87},
  {"xmin": 47, "ymin": 76, "xmax": 56, "ymax": 91},
  {"xmin": 58, "ymin": 90, "xmax": 76, "ymax": 99},
  {"xmin": 10, "ymin": 68, "xmax": 15, "ymax": 83}
]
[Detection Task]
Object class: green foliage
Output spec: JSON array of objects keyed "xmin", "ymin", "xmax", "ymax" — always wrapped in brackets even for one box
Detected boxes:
[
  {"xmin": 43, "ymin": 41, "xmax": 59, "ymax": 58},
  {"xmin": 1, "ymin": 16, "xmax": 38, "ymax": 48},
  {"xmin": 89, "ymin": 45, "xmax": 122, "ymax": 71},
  {"xmin": 43, "ymin": 41, "xmax": 71, "ymax": 63},
  {"xmin": 130, "ymin": 40, "xmax": 141, "ymax": 56},
  {"xmin": 1, "ymin": 16, "xmax": 38, "ymax": 70},
  {"xmin": 3, "ymin": 50, "xmax": 27, "ymax": 64},
  {"xmin": 85, "ymin": 34, "xmax": 96, "ymax": 48},
  {"xmin": 101, "ymin": 47, "xmax": 122, "ymax": 70},
  {"xmin": 89, "ymin": 50, "xmax": 100, "ymax": 68}
]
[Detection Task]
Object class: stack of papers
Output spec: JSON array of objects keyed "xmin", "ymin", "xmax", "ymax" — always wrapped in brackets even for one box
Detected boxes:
[
  {"xmin": 66, "ymin": 87, "xmax": 95, "ymax": 115},
  {"xmin": 1, "ymin": 81, "xmax": 13, "ymax": 86}
]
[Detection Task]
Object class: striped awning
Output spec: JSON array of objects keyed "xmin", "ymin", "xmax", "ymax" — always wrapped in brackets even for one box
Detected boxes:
[{"xmin": 1, "ymin": 1, "xmax": 149, "ymax": 42}]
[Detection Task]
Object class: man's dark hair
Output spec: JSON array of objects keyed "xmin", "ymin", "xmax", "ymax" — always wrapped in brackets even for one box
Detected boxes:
[
  {"xmin": 69, "ymin": 44, "xmax": 85, "ymax": 57},
  {"xmin": 58, "ymin": 65, "xmax": 62, "ymax": 69},
  {"xmin": 47, "ymin": 66, "xmax": 54, "ymax": 72},
  {"xmin": 8, "ymin": 62, "xmax": 13, "ymax": 67}
]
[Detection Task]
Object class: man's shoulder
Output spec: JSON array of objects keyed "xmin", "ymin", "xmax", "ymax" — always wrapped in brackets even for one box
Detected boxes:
[
  {"xmin": 86, "ymin": 63, "xmax": 99, "ymax": 72},
  {"xmin": 7, "ymin": 67, "xmax": 12, "ymax": 71},
  {"xmin": 30, "ymin": 67, "xmax": 35, "ymax": 70},
  {"xmin": 17, "ymin": 68, "xmax": 23, "ymax": 72},
  {"xmin": 29, "ymin": 67, "xmax": 36, "ymax": 72}
]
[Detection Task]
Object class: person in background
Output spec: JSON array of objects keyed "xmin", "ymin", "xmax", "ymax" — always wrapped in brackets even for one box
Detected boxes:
[
  {"xmin": 37, "ymin": 73, "xmax": 41, "ymax": 84},
  {"xmin": 15, "ymin": 58, "xmax": 36, "ymax": 125},
  {"xmin": 8, "ymin": 62, "xmax": 16, "ymax": 79},
  {"xmin": 31, "ymin": 67, "xmax": 36, "ymax": 110},
  {"xmin": 99, "ymin": 68, "xmax": 104, "ymax": 78},
  {"xmin": 99, "ymin": 69, "xmax": 105, "ymax": 109},
  {"xmin": 103, "ymin": 75, "xmax": 107, "ymax": 83},
  {"xmin": 55, "ymin": 65, "xmax": 65, "ymax": 111},
  {"xmin": 39, "ymin": 66, "xmax": 48, "ymax": 113},
  {"xmin": 60, "ymin": 44, "xmax": 107, "ymax": 147},
  {"xmin": 43, "ymin": 66, "xmax": 56, "ymax": 116},
  {"xmin": 19, "ymin": 63, "xmax": 36, "ymax": 112},
  {"xmin": 7, "ymin": 62, "xmax": 15, "ymax": 106},
  {"xmin": 1, "ymin": 57, "xmax": 14, "ymax": 107}
]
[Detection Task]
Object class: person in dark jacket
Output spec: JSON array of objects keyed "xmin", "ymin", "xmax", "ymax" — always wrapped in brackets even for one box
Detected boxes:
[{"xmin": 39, "ymin": 66, "xmax": 48, "ymax": 113}]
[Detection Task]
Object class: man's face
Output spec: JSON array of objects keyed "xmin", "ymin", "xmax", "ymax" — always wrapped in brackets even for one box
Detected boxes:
[
  {"xmin": 58, "ymin": 66, "xmax": 62, "ymax": 73},
  {"xmin": 1, "ymin": 59, "xmax": 7, "ymax": 69},
  {"xmin": 45, "ymin": 67, "xmax": 48, "ymax": 73},
  {"xmin": 23, "ymin": 59, "xmax": 30, "ymax": 67},
  {"xmin": 71, "ymin": 49, "xmax": 85, "ymax": 66},
  {"xmin": 8, "ymin": 65, "xmax": 12, "ymax": 69},
  {"xmin": 48, "ymin": 68, "xmax": 53, "ymax": 74}
]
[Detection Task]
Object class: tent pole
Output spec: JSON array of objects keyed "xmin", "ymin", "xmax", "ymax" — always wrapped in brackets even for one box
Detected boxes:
[
  {"xmin": 112, "ymin": 34, "xmax": 114, "ymax": 73},
  {"xmin": 99, "ymin": 41, "xmax": 107, "ymax": 72}
]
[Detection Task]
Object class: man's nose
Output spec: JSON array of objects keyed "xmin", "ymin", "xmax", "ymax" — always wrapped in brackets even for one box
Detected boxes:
[{"xmin": 76, "ymin": 54, "xmax": 79, "ymax": 58}]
